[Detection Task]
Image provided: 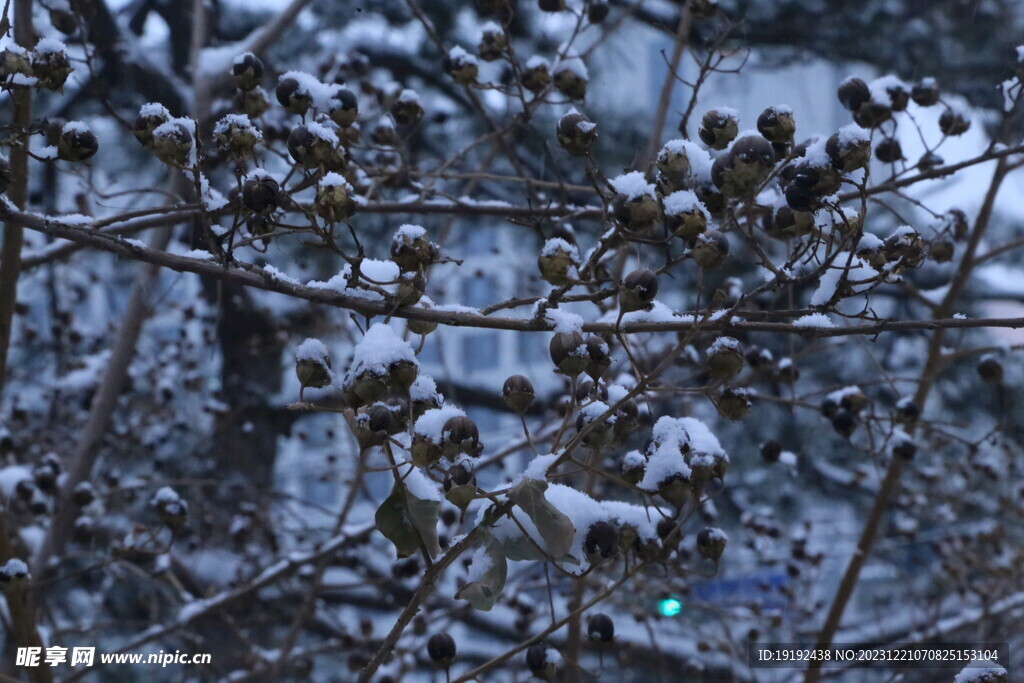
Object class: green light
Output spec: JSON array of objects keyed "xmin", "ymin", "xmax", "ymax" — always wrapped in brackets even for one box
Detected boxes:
[{"xmin": 657, "ymin": 598, "xmax": 683, "ymax": 617}]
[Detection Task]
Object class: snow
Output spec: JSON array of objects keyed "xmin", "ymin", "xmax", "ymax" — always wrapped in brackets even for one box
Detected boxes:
[
  {"xmin": 803, "ymin": 137, "xmax": 831, "ymax": 167},
  {"xmin": 398, "ymin": 462, "xmax": 440, "ymax": 501},
  {"xmin": 1, "ymin": 558, "xmax": 28, "ymax": 577},
  {"xmin": 306, "ymin": 119, "xmax": 339, "ymax": 145},
  {"xmin": 663, "ymin": 190, "xmax": 709, "ymax": 218},
  {"xmin": 0, "ymin": 465, "xmax": 32, "ymax": 498},
  {"xmin": 953, "ymin": 661, "xmax": 1007, "ymax": 682},
  {"xmin": 553, "ymin": 55, "xmax": 588, "ymax": 79},
  {"xmin": 661, "ymin": 139, "xmax": 714, "ymax": 180},
  {"xmin": 295, "ymin": 338, "xmax": 329, "ymax": 364},
  {"xmin": 139, "ymin": 102, "xmax": 169, "ymax": 118},
  {"xmin": 610, "ymin": 171, "xmax": 656, "ymax": 201},
  {"xmin": 521, "ymin": 453, "xmax": 561, "ymax": 481},
  {"xmin": 869, "ymin": 74, "xmax": 907, "ymax": 107},
  {"xmin": 525, "ymin": 55, "xmax": 549, "ymax": 69},
  {"xmin": 319, "ymin": 172, "xmax": 351, "ymax": 189},
  {"xmin": 543, "ymin": 483, "xmax": 609, "ymax": 568},
  {"xmin": 409, "ymin": 375, "xmax": 439, "ymax": 403},
  {"xmin": 214, "ymin": 114, "xmax": 263, "ymax": 139},
  {"xmin": 778, "ymin": 451, "xmax": 798, "ymax": 467},
  {"xmin": 810, "ymin": 253, "xmax": 876, "ymax": 306},
  {"xmin": 545, "ymin": 308, "xmax": 584, "ymax": 334},
  {"xmin": 706, "ymin": 337, "xmax": 740, "ymax": 355},
  {"xmin": 793, "ymin": 313, "xmax": 835, "ymax": 329},
  {"xmin": 395, "ymin": 224, "xmax": 426, "ymax": 240},
  {"xmin": 639, "ymin": 416, "xmax": 725, "ymax": 492},
  {"xmin": 540, "ymin": 237, "xmax": 579, "ymax": 260},
  {"xmin": 152, "ymin": 486, "xmax": 182, "ymax": 505},
  {"xmin": 837, "ymin": 123, "xmax": 870, "ymax": 146},
  {"xmin": 347, "ymin": 323, "xmax": 416, "ymax": 377},
  {"xmin": 278, "ymin": 70, "xmax": 342, "ymax": 111},
  {"xmin": 62, "ymin": 121, "xmax": 92, "ymax": 135},
  {"xmin": 414, "ymin": 405, "xmax": 466, "ymax": 443},
  {"xmin": 447, "ymin": 45, "xmax": 478, "ymax": 66},
  {"xmin": 34, "ymin": 37, "xmax": 67, "ymax": 54},
  {"xmin": 262, "ymin": 265, "xmax": 300, "ymax": 285}
]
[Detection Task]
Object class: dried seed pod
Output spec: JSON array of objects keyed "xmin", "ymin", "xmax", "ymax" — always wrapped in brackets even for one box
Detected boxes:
[
  {"xmin": 57, "ymin": 122, "xmax": 98, "ymax": 162},
  {"xmin": 237, "ymin": 87, "xmax": 270, "ymax": 118},
  {"xmin": 549, "ymin": 331, "xmax": 588, "ymax": 376},
  {"xmin": 831, "ymin": 409, "xmax": 857, "ymax": 438},
  {"xmin": 538, "ymin": 0, "xmax": 565, "ymax": 12},
  {"xmin": 521, "ymin": 56, "xmax": 551, "ymax": 94},
  {"xmin": 72, "ymin": 482, "xmax": 95, "ymax": 507},
  {"xmin": 584, "ymin": 334, "xmax": 610, "ymax": 381},
  {"xmin": 287, "ymin": 124, "xmax": 334, "ymax": 169},
  {"xmin": 884, "ymin": 227, "xmax": 926, "ymax": 269},
  {"xmin": 874, "ymin": 138, "xmax": 903, "ymax": 163},
  {"xmin": 620, "ymin": 451, "xmax": 645, "ymax": 485},
  {"xmin": 553, "ymin": 57, "xmax": 588, "ymax": 100},
  {"xmin": 477, "ymin": 22, "xmax": 507, "ymax": 61},
  {"xmin": 760, "ymin": 440, "xmax": 781, "ymax": 463},
  {"xmin": 276, "ymin": 75, "xmax": 312, "ymax": 115},
  {"xmin": 537, "ymin": 237, "xmax": 580, "ymax": 287},
  {"xmin": 911, "ymin": 78, "xmax": 940, "ymax": 107},
  {"xmin": 696, "ymin": 527, "xmax": 728, "ymax": 561},
  {"xmin": 756, "ymin": 105, "xmax": 796, "ymax": 144},
  {"xmin": 314, "ymin": 173, "xmax": 356, "ymax": 223},
  {"xmin": 442, "ymin": 416, "xmax": 482, "ymax": 458},
  {"xmin": 31, "ymin": 39, "xmax": 73, "ymax": 90},
  {"xmin": 664, "ymin": 190, "xmax": 710, "ymax": 244},
  {"xmin": 939, "ymin": 106, "xmax": 970, "ymax": 136},
  {"xmin": 895, "ymin": 398, "xmax": 920, "ymax": 425},
  {"xmin": 443, "ymin": 47, "xmax": 479, "ymax": 85},
  {"xmin": 527, "ymin": 644, "xmax": 560, "ymax": 680},
  {"xmin": 620, "ymin": 268, "xmax": 658, "ymax": 313},
  {"xmin": 587, "ymin": 613, "xmax": 614, "ymax": 643},
  {"xmin": 427, "ymin": 633, "xmax": 456, "ymax": 669},
  {"xmin": 715, "ymin": 388, "xmax": 750, "ymax": 420},
  {"xmin": 443, "ymin": 462, "xmax": 477, "ymax": 511},
  {"xmin": 611, "ymin": 172, "xmax": 660, "ymax": 232},
  {"xmin": 231, "ymin": 52, "xmax": 264, "ymax": 91},
  {"xmin": 977, "ymin": 355, "xmax": 1003, "ymax": 384},
  {"xmin": 929, "ymin": 235, "xmax": 955, "ymax": 263},
  {"xmin": 698, "ymin": 108, "xmax": 739, "ymax": 150},
  {"xmin": 152, "ymin": 121, "xmax": 194, "ymax": 166},
  {"xmin": 391, "ymin": 224, "xmax": 439, "ymax": 272},
  {"xmin": 133, "ymin": 103, "xmax": 171, "ymax": 147},
  {"xmin": 390, "ymin": 89, "xmax": 423, "ymax": 127},
  {"xmin": 706, "ymin": 337, "xmax": 744, "ymax": 379},
  {"xmin": 891, "ymin": 434, "xmax": 917, "ymax": 461},
  {"xmin": 764, "ymin": 205, "xmax": 814, "ymax": 239},
  {"xmin": 214, "ymin": 113, "xmax": 262, "ymax": 159},
  {"xmin": 556, "ymin": 108, "xmax": 597, "ymax": 156},
  {"xmin": 242, "ymin": 172, "xmax": 280, "ymax": 214},
  {"xmin": 294, "ymin": 338, "xmax": 332, "ymax": 397},
  {"xmin": 917, "ymin": 151, "xmax": 944, "ymax": 173},
  {"xmin": 825, "ymin": 127, "xmax": 871, "ymax": 173},
  {"xmin": 151, "ymin": 487, "xmax": 189, "ymax": 530},
  {"xmin": 837, "ymin": 77, "xmax": 871, "ymax": 111},
  {"xmin": 503, "ymin": 375, "xmax": 535, "ymax": 414},
  {"xmin": 588, "ymin": 1, "xmax": 610, "ymax": 23},
  {"xmin": 328, "ymin": 87, "xmax": 359, "ymax": 127},
  {"xmin": 584, "ymin": 520, "xmax": 618, "ymax": 561},
  {"xmin": 692, "ymin": 230, "xmax": 729, "ymax": 269},
  {"xmin": 712, "ymin": 135, "xmax": 775, "ymax": 197}
]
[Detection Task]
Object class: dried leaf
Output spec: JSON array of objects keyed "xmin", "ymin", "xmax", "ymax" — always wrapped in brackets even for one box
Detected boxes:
[
  {"xmin": 455, "ymin": 539, "xmax": 507, "ymax": 611},
  {"xmin": 406, "ymin": 487, "xmax": 442, "ymax": 559},
  {"xmin": 374, "ymin": 485, "xmax": 420, "ymax": 558},
  {"xmin": 508, "ymin": 478, "xmax": 575, "ymax": 562}
]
